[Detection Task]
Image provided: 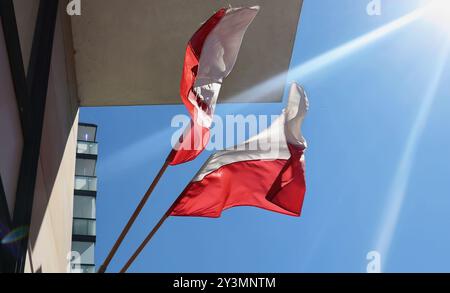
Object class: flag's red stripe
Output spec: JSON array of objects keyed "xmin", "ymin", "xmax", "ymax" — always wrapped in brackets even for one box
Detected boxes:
[
  {"xmin": 266, "ymin": 146, "xmax": 306, "ymax": 215},
  {"xmin": 170, "ymin": 9, "xmax": 227, "ymax": 166},
  {"xmin": 171, "ymin": 158, "xmax": 306, "ymax": 218},
  {"xmin": 169, "ymin": 122, "xmax": 210, "ymax": 166},
  {"xmin": 180, "ymin": 9, "xmax": 226, "ymax": 115}
]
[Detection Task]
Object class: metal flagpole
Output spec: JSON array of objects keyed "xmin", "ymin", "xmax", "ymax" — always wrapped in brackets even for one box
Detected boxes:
[
  {"xmin": 119, "ymin": 192, "xmax": 185, "ymax": 273},
  {"xmin": 117, "ymin": 127, "xmax": 206, "ymax": 273},
  {"xmin": 97, "ymin": 150, "xmax": 175, "ymax": 273}
]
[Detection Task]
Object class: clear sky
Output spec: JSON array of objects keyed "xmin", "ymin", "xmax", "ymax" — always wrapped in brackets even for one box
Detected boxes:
[{"xmin": 80, "ymin": 0, "xmax": 450, "ymax": 272}]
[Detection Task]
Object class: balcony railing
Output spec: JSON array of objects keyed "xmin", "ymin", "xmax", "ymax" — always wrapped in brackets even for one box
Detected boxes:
[
  {"xmin": 74, "ymin": 176, "xmax": 97, "ymax": 192},
  {"xmin": 70, "ymin": 263, "xmax": 95, "ymax": 274},
  {"xmin": 72, "ymin": 218, "xmax": 96, "ymax": 236},
  {"xmin": 80, "ymin": 264, "xmax": 96, "ymax": 273},
  {"xmin": 77, "ymin": 141, "xmax": 98, "ymax": 155}
]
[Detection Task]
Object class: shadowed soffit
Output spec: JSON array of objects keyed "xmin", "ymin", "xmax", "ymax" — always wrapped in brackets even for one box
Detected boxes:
[{"xmin": 70, "ymin": 0, "xmax": 303, "ymax": 106}]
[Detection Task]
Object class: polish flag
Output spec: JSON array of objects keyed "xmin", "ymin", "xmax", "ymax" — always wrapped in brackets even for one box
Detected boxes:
[
  {"xmin": 169, "ymin": 6, "xmax": 260, "ymax": 166},
  {"xmin": 171, "ymin": 83, "xmax": 309, "ymax": 217}
]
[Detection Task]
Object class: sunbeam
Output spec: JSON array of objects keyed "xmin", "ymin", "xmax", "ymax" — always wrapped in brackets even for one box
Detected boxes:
[
  {"xmin": 99, "ymin": 127, "xmax": 172, "ymax": 180},
  {"xmin": 375, "ymin": 40, "xmax": 450, "ymax": 272},
  {"xmin": 225, "ymin": 7, "xmax": 425, "ymax": 104}
]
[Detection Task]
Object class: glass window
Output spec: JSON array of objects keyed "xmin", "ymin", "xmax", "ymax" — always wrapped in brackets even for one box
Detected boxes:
[
  {"xmin": 77, "ymin": 125, "xmax": 97, "ymax": 142},
  {"xmin": 73, "ymin": 195, "xmax": 96, "ymax": 219},
  {"xmin": 75, "ymin": 158, "xmax": 96, "ymax": 176},
  {"xmin": 71, "ymin": 241, "xmax": 95, "ymax": 265},
  {"xmin": 74, "ymin": 176, "xmax": 97, "ymax": 191},
  {"xmin": 77, "ymin": 141, "xmax": 98, "ymax": 155},
  {"xmin": 73, "ymin": 218, "xmax": 96, "ymax": 236}
]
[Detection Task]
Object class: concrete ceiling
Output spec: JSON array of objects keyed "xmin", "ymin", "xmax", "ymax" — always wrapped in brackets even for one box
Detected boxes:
[{"xmin": 70, "ymin": 0, "xmax": 303, "ymax": 106}]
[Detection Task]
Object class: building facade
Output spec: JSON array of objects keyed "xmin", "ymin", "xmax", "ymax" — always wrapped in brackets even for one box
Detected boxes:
[
  {"xmin": 0, "ymin": 0, "xmax": 79, "ymax": 273},
  {"xmin": 0, "ymin": 0, "xmax": 301, "ymax": 273},
  {"xmin": 70, "ymin": 123, "xmax": 98, "ymax": 273}
]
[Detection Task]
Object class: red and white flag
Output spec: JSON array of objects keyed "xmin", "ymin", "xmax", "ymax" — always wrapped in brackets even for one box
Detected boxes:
[
  {"xmin": 169, "ymin": 6, "xmax": 260, "ymax": 166},
  {"xmin": 171, "ymin": 83, "xmax": 309, "ymax": 217}
]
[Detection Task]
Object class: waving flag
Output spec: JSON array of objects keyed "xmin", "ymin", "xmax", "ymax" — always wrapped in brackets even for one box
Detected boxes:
[
  {"xmin": 169, "ymin": 6, "xmax": 260, "ymax": 166},
  {"xmin": 171, "ymin": 83, "xmax": 309, "ymax": 217}
]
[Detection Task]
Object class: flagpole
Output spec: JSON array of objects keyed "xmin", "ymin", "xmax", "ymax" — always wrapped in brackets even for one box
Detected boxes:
[
  {"xmin": 117, "ymin": 141, "xmax": 200, "ymax": 273},
  {"xmin": 97, "ymin": 150, "xmax": 175, "ymax": 273},
  {"xmin": 119, "ymin": 193, "xmax": 184, "ymax": 273}
]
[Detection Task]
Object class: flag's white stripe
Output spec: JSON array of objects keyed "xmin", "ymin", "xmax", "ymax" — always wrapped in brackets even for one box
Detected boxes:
[
  {"xmin": 193, "ymin": 84, "xmax": 308, "ymax": 182},
  {"xmin": 195, "ymin": 6, "xmax": 260, "ymax": 86},
  {"xmin": 192, "ymin": 6, "xmax": 260, "ymax": 128}
]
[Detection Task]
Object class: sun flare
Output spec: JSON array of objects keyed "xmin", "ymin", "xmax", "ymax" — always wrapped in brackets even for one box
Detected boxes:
[{"xmin": 423, "ymin": 0, "xmax": 450, "ymax": 35}]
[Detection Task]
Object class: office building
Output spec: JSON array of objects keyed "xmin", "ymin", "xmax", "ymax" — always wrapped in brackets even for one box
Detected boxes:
[{"xmin": 70, "ymin": 123, "xmax": 98, "ymax": 273}]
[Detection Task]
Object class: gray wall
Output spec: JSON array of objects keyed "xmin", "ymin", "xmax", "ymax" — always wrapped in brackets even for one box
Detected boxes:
[
  {"xmin": 1, "ymin": 1, "xmax": 80, "ymax": 273},
  {"xmin": 0, "ymin": 17, "xmax": 23, "ymax": 217}
]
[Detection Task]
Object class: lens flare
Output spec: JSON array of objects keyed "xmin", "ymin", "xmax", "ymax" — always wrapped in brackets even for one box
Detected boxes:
[
  {"xmin": 375, "ymin": 40, "xmax": 450, "ymax": 271},
  {"xmin": 225, "ymin": 7, "xmax": 424, "ymax": 105},
  {"xmin": 1, "ymin": 226, "xmax": 28, "ymax": 245},
  {"xmin": 423, "ymin": 0, "xmax": 450, "ymax": 36}
]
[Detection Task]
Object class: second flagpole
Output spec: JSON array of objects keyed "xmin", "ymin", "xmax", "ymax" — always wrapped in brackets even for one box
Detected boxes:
[
  {"xmin": 119, "ymin": 181, "xmax": 191, "ymax": 273},
  {"xmin": 97, "ymin": 150, "xmax": 175, "ymax": 273},
  {"xmin": 118, "ymin": 193, "xmax": 184, "ymax": 273}
]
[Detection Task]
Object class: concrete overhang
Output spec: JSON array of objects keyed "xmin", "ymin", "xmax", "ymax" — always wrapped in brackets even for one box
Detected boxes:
[{"xmin": 70, "ymin": 0, "xmax": 303, "ymax": 106}]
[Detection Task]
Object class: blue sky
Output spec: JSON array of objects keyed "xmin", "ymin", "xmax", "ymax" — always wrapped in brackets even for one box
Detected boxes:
[{"xmin": 80, "ymin": 0, "xmax": 450, "ymax": 272}]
